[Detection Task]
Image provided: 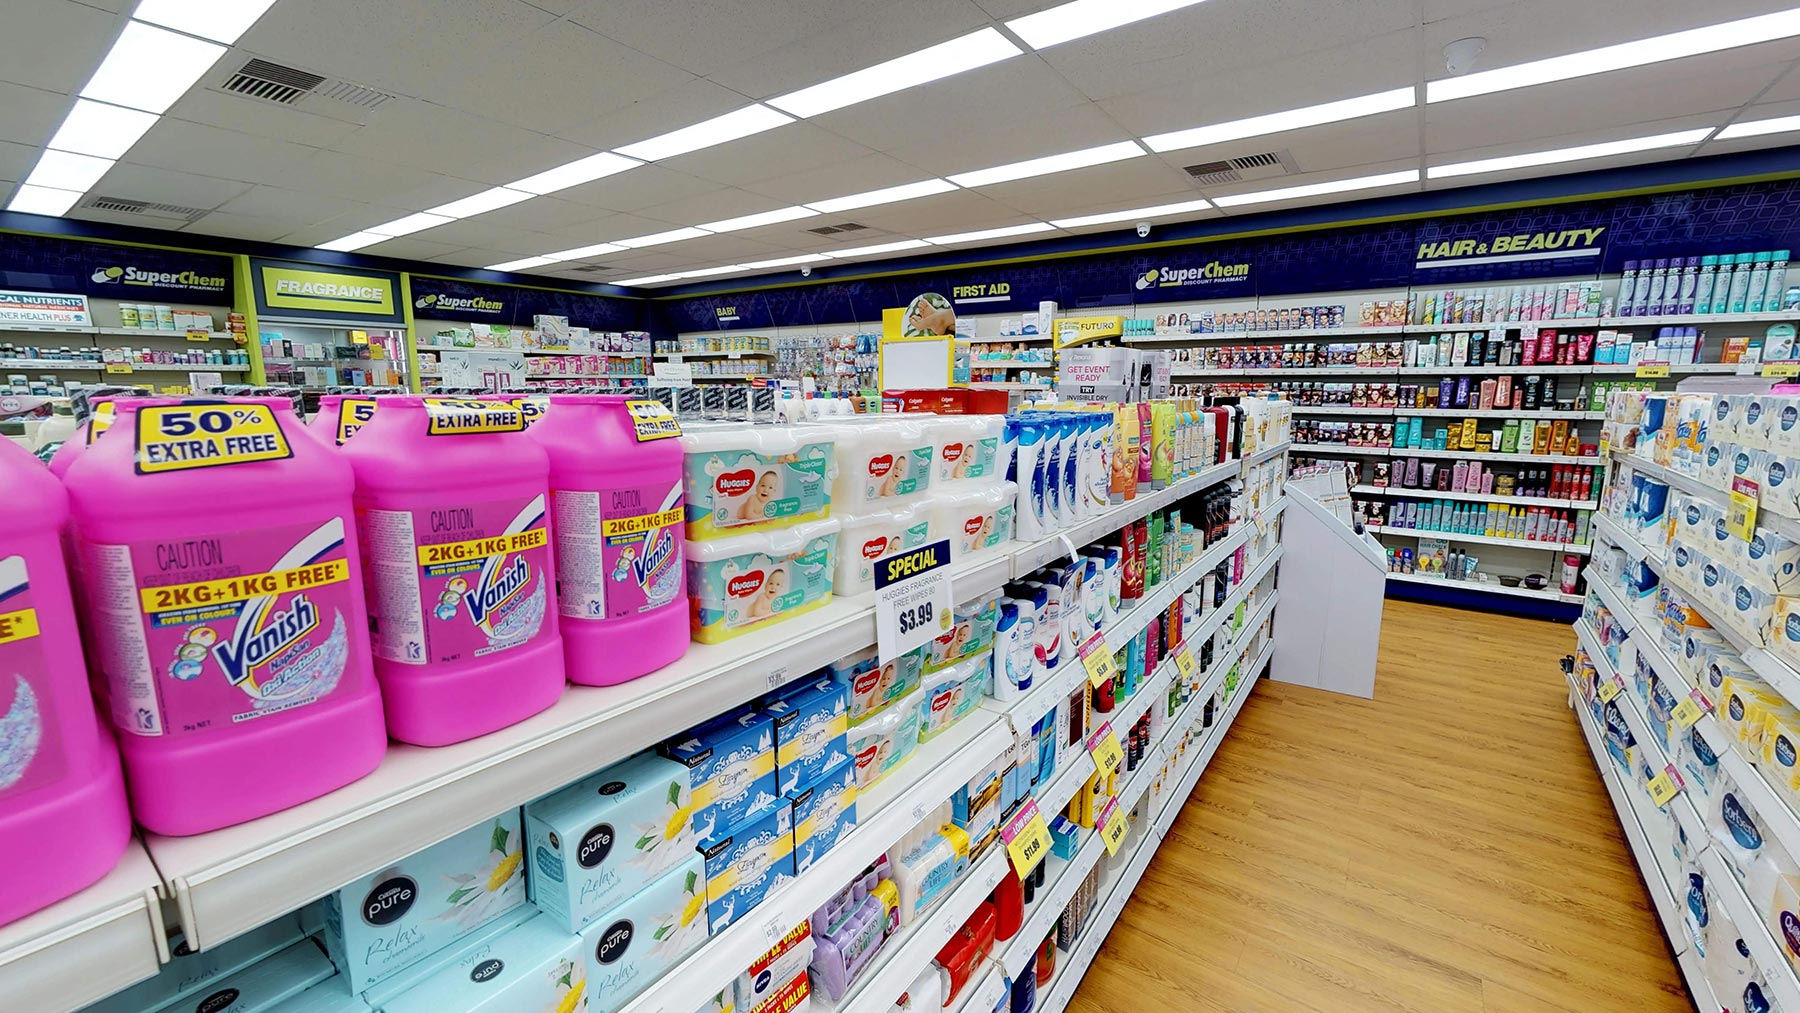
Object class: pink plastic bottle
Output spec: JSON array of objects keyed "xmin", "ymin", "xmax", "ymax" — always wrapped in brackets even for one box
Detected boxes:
[
  {"xmin": 311, "ymin": 394, "xmax": 382, "ymax": 446},
  {"xmin": 63, "ymin": 399, "xmax": 387, "ymax": 835},
  {"xmin": 526, "ymin": 395, "xmax": 687, "ymax": 684},
  {"xmin": 0, "ymin": 439, "xmax": 132, "ymax": 923},
  {"xmin": 339, "ymin": 397, "xmax": 564, "ymax": 745}
]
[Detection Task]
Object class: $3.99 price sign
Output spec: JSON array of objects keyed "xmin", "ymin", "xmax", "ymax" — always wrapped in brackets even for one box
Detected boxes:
[
  {"xmin": 1001, "ymin": 796, "xmax": 1052, "ymax": 878},
  {"xmin": 874, "ymin": 539, "xmax": 953, "ymax": 663}
]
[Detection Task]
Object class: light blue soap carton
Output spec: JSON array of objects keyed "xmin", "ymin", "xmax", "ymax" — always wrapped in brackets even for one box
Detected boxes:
[
  {"xmin": 580, "ymin": 852, "xmax": 710, "ymax": 1013},
  {"xmin": 267, "ymin": 974, "xmax": 369, "ymax": 1012},
  {"xmin": 765, "ymin": 678, "xmax": 850, "ymax": 795},
  {"xmin": 378, "ymin": 913, "xmax": 584, "ymax": 1013},
  {"xmin": 86, "ymin": 912, "xmax": 306, "ymax": 1013},
  {"xmin": 660, "ymin": 709, "xmax": 779, "ymax": 841},
  {"xmin": 525, "ymin": 751, "xmax": 697, "ymax": 933},
  {"xmin": 698, "ymin": 803, "xmax": 795, "ymax": 932},
  {"xmin": 320, "ymin": 811, "xmax": 527, "ymax": 993},
  {"xmin": 790, "ymin": 757, "xmax": 857, "ymax": 873},
  {"xmin": 161, "ymin": 939, "xmax": 335, "ymax": 1013}
]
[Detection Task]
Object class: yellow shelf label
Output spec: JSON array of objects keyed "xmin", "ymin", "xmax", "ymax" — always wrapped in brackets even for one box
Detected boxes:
[
  {"xmin": 1636, "ymin": 362, "xmax": 1670, "ymax": 378},
  {"xmin": 1097, "ymin": 796, "xmax": 1128, "ymax": 856},
  {"xmin": 1764, "ymin": 362, "xmax": 1800, "ymax": 378},
  {"xmin": 186, "ymin": 329, "xmax": 210, "ymax": 342},
  {"xmin": 1087, "ymin": 723, "xmax": 1124, "ymax": 779},
  {"xmin": 1597, "ymin": 676, "xmax": 1623, "ymax": 704},
  {"xmin": 104, "ymin": 362, "xmax": 133, "ymax": 374},
  {"xmin": 1000, "ymin": 797, "xmax": 1053, "ymax": 878},
  {"xmin": 1079, "ymin": 631, "xmax": 1118, "ymax": 689},
  {"xmin": 1729, "ymin": 478, "xmax": 1760, "ymax": 543},
  {"xmin": 1174, "ymin": 645, "xmax": 1199, "ymax": 682},
  {"xmin": 1646, "ymin": 765, "xmax": 1684, "ymax": 807}
]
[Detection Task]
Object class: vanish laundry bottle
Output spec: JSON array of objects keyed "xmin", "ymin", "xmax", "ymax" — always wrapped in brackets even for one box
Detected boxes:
[
  {"xmin": 63, "ymin": 398, "xmax": 387, "ymax": 835},
  {"xmin": 0, "ymin": 439, "xmax": 131, "ymax": 923},
  {"xmin": 526, "ymin": 395, "xmax": 687, "ymax": 684},
  {"xmin": 339, "ymin": 397, "xmax": 564, "ymax": 745},
  {"xmin": 311, "ymin": 394, "xmax": 383, "ymax": 446}
]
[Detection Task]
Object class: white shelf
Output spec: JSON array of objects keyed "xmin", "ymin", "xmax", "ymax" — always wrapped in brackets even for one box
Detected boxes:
[
  {"xmin": 1405, "ymin": 408, "xmax": 1605, "ymax": 420},
  {"xmin": 1127, "ymin": 325, "xmax": 1406, "ymax": 344},
  {"xmin": 1393, "ymin": 447, "xmax": 1602, "ymax": 464},
  {"xmin": 419, "ymin": 345, "xmax": 647, "ymax": 358},
  {"xmin": 0, "ymin": 324, "xmax": 230, "ymax": 338},
  {"xmin": 995, "ymin": 828, "xmax": 1106, "ymax": 979},
  {"xmin": 1007, "ymin": 457, "xmax": 1248, "ymax": 575},
  {"xmin": 656, "ymin": 350, "xmax": 774, "ymax": 358},
  {"xmin": 0, "ymin": 840, "xmax": 168, "ymax": 1013},
  {"xmin": 0, "ymin": 359, "xmax": 247, "ymax": 372},
  {"xmin": 1291, "ymin": 405, "xmax": 1394, "ymax": 416},
  {"xmin": 1589, "ymin": 362, "xmax": 1740, "ymax": 374},
  {"xmin": 1395, "ymin": 364, "xmax": 1593, "ymax": 375},
  {"xmin": 1292, "ymin": 443, "xmax": 1390, "ymax": 455},
  {"xmin": 1366, "ymin": 525, "xmax": 1592, "ymax": 555},
  {"xmin": 1702, "ymin": 847, "xmax": 1800, "ymax": 1012},
  {"xmin": 1602, "ymin": 311, "xmax": 1800, "ymax": 327},
  {"xmin": 1385, "ymin": 571, "xmax": 1583, "ymax": 603},
  {"xmin": 1152, "ymin": 641, "xmax": 1273, "ymax": 838},
  {"xmin": 967, "ymin": 359, "xmax": 1054, "ymax": 368},
  {"xmin": 1610, "ymin": 451, "xmax": 1800, "ymax": 547},
  {"xmin": 1353, "ymin": 485, "xmax": 1598, "ymax": 510},
  {"xmin": 968, "ymin": 381, "xmax": 1052, "ymax": 391}
]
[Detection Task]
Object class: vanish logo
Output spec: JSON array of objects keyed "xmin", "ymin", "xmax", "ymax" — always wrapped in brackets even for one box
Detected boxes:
[
  {"xmin": 728, "ymin": 571, "xmax": 766, "ymax": 598},
  {"xmin": 466, "ymin": 555, "xmax": 530, "ymax": 627},
  {"xmin": 631, "ymin": 526, "xmax": 676, "ymax": 590},
  {"xmin": 716, "ymin": 470, "xmax": 756, "ymax": 497},
  {"xmin": 214, "ymin": 594, "xmax": 318, "ymax": 686}
]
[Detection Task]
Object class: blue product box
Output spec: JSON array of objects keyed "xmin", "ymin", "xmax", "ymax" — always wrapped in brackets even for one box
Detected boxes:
[
  {"xmin": 1048, "ymin": 815, "xmax": 1080, "ymax": 860},
  {"xmin": 87, "ymin": 913, "xmax": 306, "ymax": 1013},
  {"xmin": 699, "ymin": 803, "xmax": 796, "ymax": 932},
  {"xmin": 661, "ymin": 709, "xmax": 779, "ymax": 841},
  {"xmin": 167, "ymin": 939, "xmax": 335, "ymax": 1013},
  {"xmin": 379, "ymin": 913, "xmax": 584, "ymax": 1013},
  {"xmin": 766, "ymin": 677, "xmax": 850, "ymax": 795},
  {"xmin": 321, "ymin": 811, "xmax": 528, "ymax": 993},
  {"xmin": 267, "ymin": 975, "xmax": 369, "ymax": 1012},
  {"xmin": 579, "ymin": 853, "xmax": 710, "ymax": 1013},
  {"xmin": 525, "ymin": 751, "xmax": 698, "ymax": 933},
  {"xmin": 789, "ymin": 757, "xmax": 858, "ymax": 873}
]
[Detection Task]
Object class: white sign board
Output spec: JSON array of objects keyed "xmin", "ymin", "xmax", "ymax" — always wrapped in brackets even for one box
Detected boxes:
[{"xmin": 0, "ymin": 290, "xmax": 91, "ymax": 328}]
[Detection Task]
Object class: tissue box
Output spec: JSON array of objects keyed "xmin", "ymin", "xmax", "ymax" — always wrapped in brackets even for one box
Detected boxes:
[
  {"xmin": 321, "ymin": 812, "xmax": 527, "ymax": 992},
  {"xmin": 766, "ymin": 678, "xmax": 850, "ymax": 795},
  {"xmin": 525, "ymin": 752, "xmax": 697, "ymax": 933},
  {"xmin": 661, "ymin": 709, "xmax": 778, "ymax": 842},
  {"xmin": 169, "ymin": 940, "xmax": 335, "ymax": 1013},
  {"xmin": 267, "ymin": 976, "xmax": 368, "ymax": 1012},
  {"xmin": 580, "ymin": 854, "xmax": 709, "ymax": 1013},
  {"xmin": 380, "ymin": 914, "xmax": 584, "ymax": 1013},
  {"xmin": 87, "ymin": 914, "xmax": 307, "ymax": 1013},
  {"xmin": 789, "ymin": 757, "xmax": 857, "ymax": 873},
  {"xmin": 699, "ymin": 803, "xmax": 795, "ymax": 932}
]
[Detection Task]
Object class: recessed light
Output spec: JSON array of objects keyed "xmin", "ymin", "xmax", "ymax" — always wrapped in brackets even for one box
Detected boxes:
[
  {"xmin": 1005, "ymin": 0, "xmax": 1213, "ymax": 50},
  {"xmin": 671, "ymin": 265, "xmax": 749, "ymax": 279},
  {"xmin": 366, "ymin": 212, "xmax": 455, "ymax": 237},
  {"xmin": 1049, "ymin": 198, "xmax": 1214, "ymax": 229},
  {"xmin": 615, "ymin": 106, "xmax": 794, "ymax": 162},
  {"xmin": 613, "ymin": 227, "xmax": 711, "ymax": 249},
  {"xmin": 948, "ymin": 141, "xmax": 1144, "ymax": 188},
  {"xmin": 546, "ymin": 242, "xmax": 628, "ymax": 260},
  {"xmin": 81, "ymin": 21, "xmax": 227, "ymax": 114},
  {"xmin": 768, "ymin": 28, "xmax": 1023, "ymax": 117},
  {"xmin": 427, "ymin": 187, "xmax": 534, "ymax": 218},
  {"xmin": 827, "ymin": 239, "xmax": 932, "ymax": 257},
  {"xmin": 616, "ymin": 274, "xmax": 682, "ymax": 285},
  {"xmin": 1427, "ymin": 9, "xmax": 1800, "ymax": 103},
  {"xmin": 1428, "ymin": 128, "xmax": 1714, "ymax": 179},
  {"xmin": 806, "ymin": 179, "xmax": 958, "ymax": 214},
  {"xmin": 133, "ymin": 0, "xmax": 280, "ymax": 44},
  {"xmin": 485, "ymin": 256, "xmax": 560, "ymax": 271},
  {"xmin": 740, "ymin": 254, "xmax": 834, "ymax": 269},
  {"xmin": 697, "ymin": 206, "xmax": 819, "ymax": 233},
  {"xmin": 1211, "ymin": 169, "xmax": 1419, "ymax": 207},
  {"xmin": 314, "ymin": 232, "xmax": 386, "ymax": 252},
  {"xmin": 1143, "ymin": 87, "xmax": 1416, "ymax": 153},
  {"xmin": 46, "ymin": 100, "xmax": 159, "ymax": 159},
  {"xmin": 507, "ymin": 151, "xmax": 642, "ymax": 195},
  {"xmin": 923, "ymin": 222, "xmax": 1055, "ymax": 245},
  {"xmin": 6, "ymin": 184, "xmax": 84, "ymax": 217},
  {"xmin": 24, "ymin": 150, "xmax": 114, "ymax": 193},
  {"xmin": 1717, "ymin": 114, "xmax": 1800, "ymax": 140}
]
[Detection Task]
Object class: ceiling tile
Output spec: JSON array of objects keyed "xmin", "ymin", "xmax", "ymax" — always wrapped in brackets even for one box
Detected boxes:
[
  {"xmin": 1421, "ymin": 0, "xmax": 1800, "ymax": 71},
  {"xmin": 164, "ymin": 91, "xmax": 363, "ymax": 149},
  {"xmin": 390, "ymin": 218, "xmax": 570, "ymax": 255},
  {"xmin": 432, "ymin": 22, "xmax": 696, "ymax": 135},
  {"xmin": 0, "ymin": 139, "xmax": 43, "ymax": 183},
  {"xmin": 0, "ymin": 1, "xmax": 120, "ymax": 95},
  {"xmin": 258, "ymin": 149, "xmax": 463, "ymax": 209},
  {"xmin": 0, "ymin": 81, "xmax": 77, "ymax": 151},
  {"xmin": 633, "ymin": 187, "xmax": 807, "ymax": 229},
  {"xmin": 124, "ymin": 118, "xmax": 323, "ymax": 186},
  {"xmin": 179, "ymin": 211, "xmax": 301, "ymax": 243},
  {"xmin": 357, "ymin": 235, "xmax": 468, "ymax": 261},
  {"xmin": 555, "ymin": 77, "xmax": 759, "ymax": 153},
  {"xmin": 465, "ymin": 195, "xmax": 614, "ymax": 235},
  {"xmin": 703, "ymin": 0, "xmax": 999, "ymax": 99},
  {"xmin": 540, "ymin": 211, "xmax": 689, "ymax": 246},
  {"xmin": 330, "ymin": 102, "xmax": 593, "ymax": 186},
  {"xmin": 1424, "ymin": 111, "xmax": 1722, "ymax": 180},
  {"xmin": 548, "ymin": 162, "xmax": 724, "ymax": 214},
  {"xmin": 737, "ymin": 152, "xmax": 944, "ymax": 206},
  {"xmin": 216, "ymin": 185, "xmax": 365, "ymax": 226},
  {"xmin": 89, "ymin": 162, "xmax": 252, "ymax": 210},
  {"xmin": 841, "ymin": 189, "xmax": 1037, "ymax": 234},
  {"xmin": 1205, "ymin": 156, "xmax": 1422, "ymax": 212},
  {"xmin": 664, "ymin": 122, "xmax": 878, "ymax": 188},
  {"xmin": 969, "ymin": 157, "xmax": 1200, "ymax": 216},
  {"xmin": 815, "ymin": 60, "xmax": 1093, "ymax": 164}
]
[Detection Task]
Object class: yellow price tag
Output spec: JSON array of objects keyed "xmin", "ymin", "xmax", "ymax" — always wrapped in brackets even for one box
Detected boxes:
[
  {"xmin": 1086, "ymin": 723, "xmax": 1124, "ymax": 779},
  {"xmin": 104, "ymin": 362, "xmax": 133, "ymax": 374},
  {"xmin": 1597, "ymin": 676, "xmax": 1623, "ymax": 703},
  {"xmin": 1174, "ymin": 645, "xmax": 1198, "ymax": 682},
  {"xmin": 1729, "ymin": 478, "xmax": 1760, "ymax": 542},
  {"xmin": 1764, "ymin": 362, "xmax": 1800, "ymax": 378},
  {"xmin": 625, "ymin": 398, "xmax": 682, "ymax": 441},
  {"xmin": 1599, "ymin": 438, "xmax": 1611, "ymax": 457},
  {"xmin": 1636, "ymin": 362, "xmax": 1670, "ymax": 378},
  {"xmin": 1078, "ymin": 631, "xmax": 1118, "ymax": 689},
  {"xmin": 999, "ymin": 797, "xmax": 1053, "ymax": 878},
  {"xmin": 349, "ymin": 329, "xmax": 369, "ymax": 345},
  {"xmin": 186, "ymin": 329, "xmax": 210, "ymax": 342},
  {"xmin": 1096, "ymin": 797, "xmax": 1128, "ymax": 857},
  {"xmin": 1645, "ymin": 765, "xmax": 1684, "ymax": 807},
  {"xmin": 1672, "ymin": 690, "xmax": 1712, "ymax": 728}
]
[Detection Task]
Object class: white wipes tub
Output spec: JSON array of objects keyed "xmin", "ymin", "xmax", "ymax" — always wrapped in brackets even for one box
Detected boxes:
[
  {"xmin": 918, "ymin": 414, "xmax": 1006, "ymax": 485},
  {"xmin": 834, "ymin": 501, "xmax": 935, "ymax": 595},
  {"xmin": 828, "ymin": 418, "xmax": 935, "ymax": 508},
  {"xmin": 680, "ymin": 422, "xmax": 836, "ymax": 540},
  {"xmin": 930, "ymin": 482, "xmax": 1017, "ymax": 558}
]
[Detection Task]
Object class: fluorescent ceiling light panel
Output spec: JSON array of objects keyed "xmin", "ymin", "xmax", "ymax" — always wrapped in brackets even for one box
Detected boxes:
[
  {"xmin": 1006, "ymin": 0, "xmax": 1212, "ymax": 49},
  {"xmin": 1211, "ymin": 169, "xmax": 1419, "ymax": 207},
  {"xmin": 768, "ymin": 28, "xmax": 1022, "ymax": 117},
  {"xmin": 740, "ymin": 254, "xmax": 833, "ymax": 269},
  {"xmin": 614, "ymin": 226, "xmax": 710, "ymax": 249},
  {"xmin": 47, "ymin": 99, "xmax": 159, "ymax": 159},
  {"xmin": 948, "ymin": 141, "xmax": 1143, "ymax": 188},
  {"xmin": 1428, "ymin": 8, "xmax": 1800, "ymax": 103},
  {"xmin": 806, "ymin": 179, "xmax": 957, "ymax": 214},
  {"xmin": 366, "ymin": 211, "xmax": 454, "ymax": 237},
  {"xmin": 427, "ymin": 186, "xmax": 534, "ymax": 218},
  {"xmin": 828, "ymin": 239, "xmax": 932, "ymax": 257},
  {"xmin": 923, "ymin": 222, "xmax": 1055, "ymax": 245},
  {"xmin": 81, "ymin": 21, "xmax": 226, "ymax": 114},
  {"xmin": 546, "ymin": 241, "xmax": 628, "ymax": 259},
  {"xmin": 1050, "ymin": 197, "xmax": 1214, "ymax": 229},
  {"xmin": 507, "ymin": 151, "xmax": 641, "ymax": 195},
  {"xmin": 671, "ymin": 265, "xmax": 749, "ymax": 279},
  {"xmin": 133, "ymin": 0, "xmax": 281, "ymax": 44},
  {"xmin": 314, "ymin": 231, "xmax": 386, "ymax": 252},
  {"xmin": 616, "ymin": 274, "xmax": 681, "ymax": 285},
  {"xmin": 615, "ymin": 105, "xmax": 794, "ymax": 162},
  {"xmin": 6, "ymin": 184, "xmax": 84, "ymax": 217},
  {"xmin": 24, "ymin": 150, "xmax": 114, "ymax": 193},
  {"xmin": 486, "ymin": 256, "xmax": 559, "ymax": 271},
  {"xmin": 1428, "ymin": 128, "xmax": 1713, "ymax": 179},
  {"xmin": 1718, "ymin": 114, "xmax": 1800, "ymax": 139},
  {"xmin": 1143, "ymin": 87, "xmax": 1416, "ymax": 153},
  {"xmin": 697, "ymin": 206, "xmax": 818, "ymax": 233}
]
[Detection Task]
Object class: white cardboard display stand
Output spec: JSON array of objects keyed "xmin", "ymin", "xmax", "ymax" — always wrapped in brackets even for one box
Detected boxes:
[{"xmin": 1271, "ymin": 482, "xmax": 1386, "ymax": 698}]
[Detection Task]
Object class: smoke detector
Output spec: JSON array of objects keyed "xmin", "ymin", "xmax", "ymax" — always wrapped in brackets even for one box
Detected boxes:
[{"xmin": 1444, "ymin": 37, "xmax": 1486, "ymax": 76}]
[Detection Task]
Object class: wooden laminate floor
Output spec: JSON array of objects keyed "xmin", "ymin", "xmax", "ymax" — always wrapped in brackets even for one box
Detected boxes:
[{"xmin": 1066, "ymin": 599, "xmax": 1691, "ymax": 1013}]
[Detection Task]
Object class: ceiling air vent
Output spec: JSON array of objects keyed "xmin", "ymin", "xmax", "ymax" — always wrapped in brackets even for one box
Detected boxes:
[
  {"xmin": 1183, "ymin": 151, "xmax": 1295, "ymax": 185},
  {"xmin": 314, "ymin": 79, "xmax": 395, "ymax": 111},
  {"xmin": 1181, "ymin": 160, "xmax": 1239, "ymax": 185},
  {"xmin": 221, "ymin": 59, "xmax": 326, "ymax": 105},
  {"xmin": 81, "ymin": 196, "xmax": 209, "ymax": 223},
  {"xmin": 806, "ymin": 221, "xmax": 869, "ymax": 236},
  {"xmin": 565, "ymin": 264, "xmax": 613, "ymax": 274}
]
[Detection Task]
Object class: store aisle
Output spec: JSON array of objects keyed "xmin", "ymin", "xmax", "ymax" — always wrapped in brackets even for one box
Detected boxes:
[{"xmin": 1066, "ymin": 600, "xmax": 1690, "ymax": 1013}]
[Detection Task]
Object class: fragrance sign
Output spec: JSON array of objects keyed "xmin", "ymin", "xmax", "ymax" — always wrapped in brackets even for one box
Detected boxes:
[{"xmin": 0, "ymin": 289, "xmax": 91, "ymax": 328}]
